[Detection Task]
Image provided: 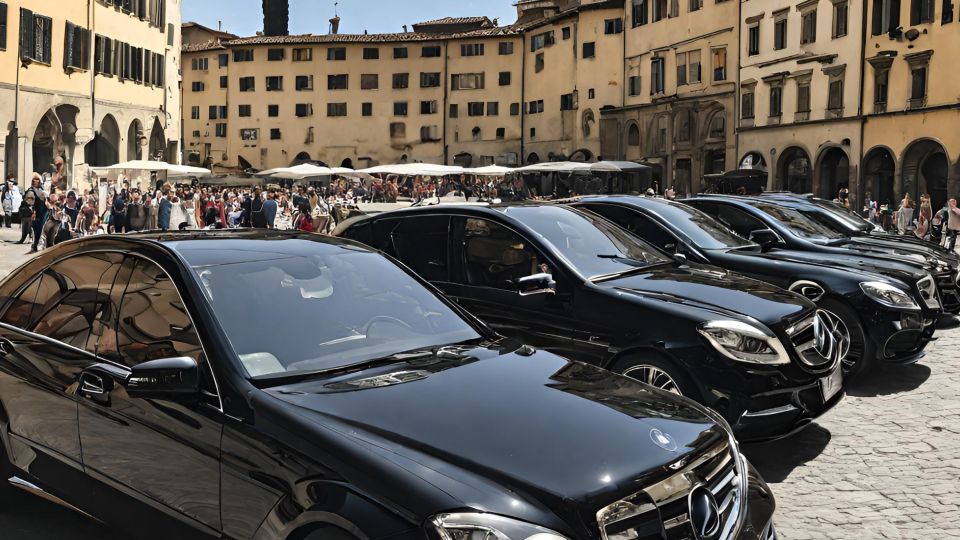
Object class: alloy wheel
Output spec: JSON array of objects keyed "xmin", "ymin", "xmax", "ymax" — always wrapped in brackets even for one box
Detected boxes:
[{"xmin": 623, "ymin": 365, "xmax": 683, "ymax": 395}]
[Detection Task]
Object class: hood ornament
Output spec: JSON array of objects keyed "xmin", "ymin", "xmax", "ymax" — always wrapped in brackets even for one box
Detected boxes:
[{"xmin": 650, "ymin": 428, "xmax": 678, "ymax": 452}]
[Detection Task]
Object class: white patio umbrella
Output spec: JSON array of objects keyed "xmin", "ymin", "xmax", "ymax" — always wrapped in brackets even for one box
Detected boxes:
[
  {"xmin": 513, "ymin": 161, "xmax": 592, "ymax": 173},
  {"xmin": 468, "ymin": 165, "xmax": 514, "ymax": 176},
  {"xmin": 357, "ymin": 163, "xmax": 466, "ymax": 177},
  {"xmin": 92, "ymin": 160, "xmax": 211, "ymax": 176}
]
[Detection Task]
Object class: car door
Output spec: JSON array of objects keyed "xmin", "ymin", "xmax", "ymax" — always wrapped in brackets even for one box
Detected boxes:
[
  {"xmin": 0, "ymin": 253, "xmax": 123, "ymax": 501},
  {"xmin": 578, "ymin": 203, "xmax": 689, "ymax": 255},
  {"xmin": 76, "ymin": 254, "xmax": 224, "ymax": 538}
]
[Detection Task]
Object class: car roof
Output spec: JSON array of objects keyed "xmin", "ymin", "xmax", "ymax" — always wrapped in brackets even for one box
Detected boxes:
[{"xmin": 576, "ymin": 194, "xmax": 685, "ymax": 211}]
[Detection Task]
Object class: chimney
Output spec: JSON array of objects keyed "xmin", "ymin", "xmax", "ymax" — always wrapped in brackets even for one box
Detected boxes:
[
  {"xmin": 402, "ymin": 24, "xmax": 408, "ymax": 32},
  {"xmin": 262, "ymin": 0, "xmax": 289, "ymax": 37},
  {"xmin": 329, "ymin": 15, "xmax": 341, "ymax": 35}
]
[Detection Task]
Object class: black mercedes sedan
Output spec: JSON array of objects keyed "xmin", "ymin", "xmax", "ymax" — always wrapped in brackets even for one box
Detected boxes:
[
  {"xmin": 571, "ymin": 196, "xmax": 934, "ymax": 378},
  {"xmin": 335, "ymin": 204, "xmax": 844, "ymax": 442},
  {"xmin": 0, "ymin": 232, "xmax": 779, "ymax": 540}
]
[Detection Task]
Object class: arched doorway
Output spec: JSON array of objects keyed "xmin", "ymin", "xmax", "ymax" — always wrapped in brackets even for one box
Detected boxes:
[
  {"xmin": 291, "ymin": 152, "xmax": 311, "ymax": 165},
  {"xmin": 704, "ymin": 150, "xmax": 725, "ymax": 175},
  {"xmin": 778, "ymin": 147, "xmax": 812, "ymax": 193},
  {"xmin": 340, "ymin": 158, "xmax": 354, "ymax": 169},
  {"xmin": 569, "ymin": 148, "xmax": 593, "ymax": 162},
  {"xmin": 148, "ymin": 118, "xmax": 165, "ymax": 162},
  {"xmin": 33, "ymin": 105, "xmax": 80, "ymax": 189},
  {"xmin": 902, "ymin": 140, "xmax": 949, "ymax": 210},
  {"xmin": 127, "ymin": 119, "xmax": 144, "ymax": 161},
  {"xmin": 526, "ymin": 152, "xmax": 540, "ymax": 164},
  {"xmin": 739, "ymin": 151, "xmax": 767, "ymax": 171},
  {"xmin": 863, "ymin": 148, "xmax": 895, "ymax": 206},
  {"xmin": 85, "ymin": 114, "xmax": 120, "ymax": 167},
  {"xmin": 817, "ymin": 147, "xmax": 849, "ymax": 199}
]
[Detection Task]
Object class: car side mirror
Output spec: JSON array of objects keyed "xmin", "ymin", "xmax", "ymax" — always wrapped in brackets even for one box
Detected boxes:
[
  {"xmin": 673, "ymin": 253, "xmax": 688, "ymax": 265},
  {"xmin": 126, "ymin": 357, "xmax": 200, "ymax": 400},
  {"xmin": 516, "ymin": 273, "xmax": 556, "ymax": 296},
  {"xmin": 749, "ymin": 229, "xmax": 782, "ymax": 252}
]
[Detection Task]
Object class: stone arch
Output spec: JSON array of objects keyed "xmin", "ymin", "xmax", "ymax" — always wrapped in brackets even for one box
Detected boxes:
[
  {"xmin": 85, "ymin": 113, "xmax": 120, "ymax": 167},
  {"xmin": 815, "ymin": 145, "xmax": 850, "ymax": 199},
  {"xmin": 581, "ymin": 109, "xmax": 596, "ymax": 138},
  {"xmin": 648, "ymin": 114, "xmax": 669, "ymax": 155},
  {"xmin": 626, "ymin": 122, "xmax": 641, "ymax": 147},
  {"xmin": 127, "ymin": 119, "xmax": 144, "ymax": 161},
  {"xmin": 777, "ymin": 146, "xmax": 813, "ymax": 193},
  {"xmin": 703, "ymin": 108, "xmax": 726, "ymax": 141},
  {"xmin": 862, "ymin": 146, "xmax": 897, "ymax": 206},
  {"xmin": 901, "ymin": 138, "xmax": 949, "ymax": 211},
  {"xmin": 33, "ymin": 104, "xmax": 80, "ymax": 189},
  {"xmin": 674, "ymin": 109, "xmax": 693, "ymax": 143},
  {"xmin": 340, "ymin": 157, "xmax": 354, "ymax": 169},
  {"xmin": 569, "ymin": 148, "xmax": 593, "ymax": 162},
  {"xmin": 148, "ymin": 117, "xmax": 166, "ymax": 162},
  {"xmin": 526, "ymin": 152, "xmax": 540, "ymax": 164}
]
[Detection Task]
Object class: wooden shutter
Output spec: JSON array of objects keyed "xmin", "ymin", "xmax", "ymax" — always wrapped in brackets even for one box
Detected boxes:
[
  {"xmin": 64, "ymin": 22, "xmax": 75, "ymax": 70},
  {"xmin": 0, "ymin": 4, "xmax": 8, "ymax": 51},
  {"xmin": 19, "ymin": 8, "xmax": 34, "ymax": 62}
]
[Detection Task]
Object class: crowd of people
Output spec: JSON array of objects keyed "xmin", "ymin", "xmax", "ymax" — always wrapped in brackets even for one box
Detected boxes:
[{"xmin": 859, "ymin": 190, "xmax": 960, "ymax": 250}]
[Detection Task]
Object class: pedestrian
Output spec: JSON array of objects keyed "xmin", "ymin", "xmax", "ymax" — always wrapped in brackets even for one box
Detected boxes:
[
  {"xmin": 42, "ymin": 193, "xmax": 62, "ymax": 248},
  {"xmin": 111, "ymin": 188, "xmax": 128, "ymax": 233},
  {"xmin": 15, "ymin": 190, "xmax": 35, "ymax": 244},
  {"xmin": 946, "ymin": 198, "xmax": 960, "ymax": 252},
  {"xmin": 27, "ymin": 173, "xmax": 46, "ymax": 253},
  {"xmin": 77, "ymin": 196, "xmax": 99, "ymax": 236},
  {"xmin": 158, "ymin": 190, "xmax": 173, "ymax": 231},
  {"xmin": 2, "ymin": 175, "xmax": 22, "ymax": 228},
  {"xmin": 896, "ymin": 193, "xmax": 915, "ymax": 235},
  {"xmin": 63, "ymin": 191, "xmax": 80, "ymax": 228},
  {"xmin": 126, "ymin": 189, "xmax": 148, "ymax": 232},
  {"xmin": 250, "ymin": 186, "xmax": 267, "ymax": 228},
  {"xmin": 262, "ymin": 188, "xmax": 279, "ymax": 229}
]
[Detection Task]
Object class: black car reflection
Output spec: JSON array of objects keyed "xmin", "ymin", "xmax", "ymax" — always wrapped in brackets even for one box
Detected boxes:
[
  {"xmin": 335, "ymin": 203, "xmax": 844, "ymax": 441},
  {"xmin": 0, "ymin": 231, "xmax": 775, "ymax": 540}
]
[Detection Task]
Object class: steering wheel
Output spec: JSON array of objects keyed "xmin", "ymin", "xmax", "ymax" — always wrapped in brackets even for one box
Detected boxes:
[{"xmin": 362, "ymin": 315, "xmax": 414, "ymax": 336}]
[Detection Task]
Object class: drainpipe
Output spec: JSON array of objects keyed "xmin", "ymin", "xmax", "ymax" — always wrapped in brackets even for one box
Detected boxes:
[
  {"xmin": 856, "ymin": 0, "xmax": 868, "ymax": 204},
  {"xmin": 443, "ymin": 40, "xmax": 449, "ymax": 165},
  {"xmin": 734, "ymin": 0, "xmax": 742, "ymax": 178},
  {"xmin": 520, "ymin": 33, "xmax": 526, "ymax": 164},
  {"xmin": 621, "ymin": 11, "xmax": 628, "ymax": 161},
  {"xmin": 89, "ymin": 0, "xmax": 96, "ymax": 179},
  {"xmin": 12, "ymin": 22, "xmax": 22, "ymax": 186}
]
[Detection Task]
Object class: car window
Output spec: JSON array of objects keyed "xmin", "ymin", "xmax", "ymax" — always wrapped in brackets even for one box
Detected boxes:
[
  {"xmin": 715, "ymin": 205, "xmax": 766, "ymax": 238},
  {"xmin": 189, "ymin": 247, "xmax": 480, "ymax": 378},
  {"xmin": 1, "ymin": 273, "xmax": 48, "ymax": 329},
  {"xmin": 462, "ymin": 218, "xmax": 546, "ymax": 290},
  {"xmin": 114, "ymin": 258, "xmax": 203, "ymax": 368},
  {"xmin": 580, "ymin": 205, "xmax": 678, "ymax": 252},
  {"xmin": 748, "ymin": 202, "xmax": 845, "ymax": 240},
  {"xmin": 385, "ymin": 216, "xmax": 451, "ymax": 282}
]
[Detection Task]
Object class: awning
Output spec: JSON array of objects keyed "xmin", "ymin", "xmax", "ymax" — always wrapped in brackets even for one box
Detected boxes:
[
  {"xmin": 91, "ymin": 160, "xmax": 212, "ymax": 178},
  {"xmin": 357, "ymin": 163, "xmax": 466, "ymax": 177}
]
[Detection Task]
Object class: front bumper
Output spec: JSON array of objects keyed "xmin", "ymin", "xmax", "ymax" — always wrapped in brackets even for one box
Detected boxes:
[
  {"xmin": 736, "ymin": 460, "xmax": 778, "ymax": 540},
  {"xmin": 860, "ymin": 305, "xmax": 936, "ymax": 364}
]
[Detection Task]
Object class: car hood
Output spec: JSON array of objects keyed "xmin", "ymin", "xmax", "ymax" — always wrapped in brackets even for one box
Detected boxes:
[
  {"xmin": 595, "ymin": 264, "xmax": 811, "ymax": 325},
  {"xmin": 763, "ymin": 248, "xmax": 928, "ymax": 284},
  {"xmin": 265, "ymin": 345, "xmax": 725, "ymax": 506},
  {"xmin": 833, "ymin": 236, "xmax": 959, "ymax": 271}
]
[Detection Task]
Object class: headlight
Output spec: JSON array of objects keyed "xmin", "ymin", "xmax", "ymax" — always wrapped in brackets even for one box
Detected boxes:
[
  {"xmin": 859, "ymin": 281, "xmax": 920, "ymax": 310},
  {"xmin": 431, "ymin": 513, "xmax": 569, "ymax": 540},
  {"xmin": 697, "ymin": 320, "xmax": 790, "ymax": 365}
]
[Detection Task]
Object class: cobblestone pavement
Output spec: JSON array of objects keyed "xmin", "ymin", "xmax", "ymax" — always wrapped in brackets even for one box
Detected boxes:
[{"xmin": 0, "ymin": 225, "xmax": 958, "ymax": 538}]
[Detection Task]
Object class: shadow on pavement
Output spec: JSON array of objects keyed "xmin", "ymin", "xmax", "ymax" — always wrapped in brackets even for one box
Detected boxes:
[
  {"xmin": 741, "ymin": 423, "xmax": 831, "ymax": 483},
  {"xmin": 0, "ymin": 487, "xmax": 126, "ymax": 539},
  {"xmin": 845, "ymin": 362, "xmax": 931, "ymax": 398}
]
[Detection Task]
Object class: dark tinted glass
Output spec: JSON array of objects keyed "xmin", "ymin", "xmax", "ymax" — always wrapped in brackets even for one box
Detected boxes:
[
  {"xmin": 462, "ymin": 218, "xmax": 545, "ymax": 290},
  {"xmin": 381, "ymin": 216, "xmax": 450, "ymax": 281},
  {"xmin": 714, "ymin": 204, "xmax": 767, "ymax": 238},
  {"xmin": 191, "ymin": 248, "xmax": 479, "ymax": 377},
  {"xmin": 748, "ymin": 202, "xmax": 845, "ymax": 240},
  {"xmin": 582, "ymin": 205, "xmax": 678, "ymax": 251}
]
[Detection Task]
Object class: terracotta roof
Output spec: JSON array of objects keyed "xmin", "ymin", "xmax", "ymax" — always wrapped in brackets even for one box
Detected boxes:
[
  {"xmin": 413, "ymin": 16, "xmax": 493, "ymax": 27},
  {"xmin": 183, "ymin": 40, "xmax": 227, "ymax": 53},
  {"xmin": 222, "ymin": 25, "xmax": 521, "ymax": 47},
  {"xmin": 182, "ymin": 21, "xmax": 238, "ymax": 40}
]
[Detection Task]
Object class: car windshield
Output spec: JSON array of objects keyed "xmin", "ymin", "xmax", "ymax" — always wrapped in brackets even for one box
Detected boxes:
[
  {"xmin": 813, "ymin": 201, "xmax": 871, "ymax": 232},
  {"xmin": 748, "ymin": 202, "xmax": 847, "ymax": 240},
  {"xmin": 652, "ymin": 202, "xmax": 756, "ymax": 250},
  {"xmin": 190, "ymin": 246, "xmax": 481, "ymax": 378},
  {"xmin": 503, "ymin": 206, "xmax": 669, "ymax": 280}
]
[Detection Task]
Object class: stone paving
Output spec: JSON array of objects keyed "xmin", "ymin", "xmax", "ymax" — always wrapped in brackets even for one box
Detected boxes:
[{"xmin": 0, "ymin": 224, "xmax": 958, "ymax": 538}]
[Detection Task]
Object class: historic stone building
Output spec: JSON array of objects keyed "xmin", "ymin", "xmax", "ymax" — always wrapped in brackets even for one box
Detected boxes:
[{"xmin": 0, "ymin": 0, "xmax": 181, "ymax": 190}]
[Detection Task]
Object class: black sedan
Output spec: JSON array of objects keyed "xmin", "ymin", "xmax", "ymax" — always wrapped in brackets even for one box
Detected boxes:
[
  {"xmin": 572, "ymin": 196, "xmax": 934, "ymax": 378},
  {"xmin": 335, "ymin": 203, "xmax": 844, "ymax": 442},
  {"xmin": 0, "ymin": 232, "xmax": 778, "ymax": 539}
]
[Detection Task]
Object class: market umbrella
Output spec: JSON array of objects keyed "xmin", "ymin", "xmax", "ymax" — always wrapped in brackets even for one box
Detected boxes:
[{"xmin": 468, "ymin": 165, "xmax": 515, "ymax": 176}]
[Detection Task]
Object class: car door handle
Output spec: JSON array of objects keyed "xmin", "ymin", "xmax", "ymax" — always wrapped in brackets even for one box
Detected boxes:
[
  {"xmin": 78, "ymin": 371, "xmax": 114, "ymax": 405},
  {"xmin": 0, "ymin": 338, "xmax": 13, "ymax": 357}
]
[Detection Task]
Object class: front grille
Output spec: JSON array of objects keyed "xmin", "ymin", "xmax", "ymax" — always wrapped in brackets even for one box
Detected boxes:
[
  {"xmin": 786, "ymin": 312, "xmax": 834, "ymax": 369},
  {"xmin": 597, "ymin": 440, "xmax": 743, "ymax": 540},
  {"xmin": 917, "ymin": 275, "xmax": 941, "ymax": 310},
  {"xmin": 936, "ymin": 271, "xmax": 960, "ymax": 313}
]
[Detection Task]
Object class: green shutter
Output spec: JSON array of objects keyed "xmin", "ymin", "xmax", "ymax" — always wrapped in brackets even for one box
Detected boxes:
[{"xmin": 19, "ymin": 8, "xmax": 33, "ymax": 62}]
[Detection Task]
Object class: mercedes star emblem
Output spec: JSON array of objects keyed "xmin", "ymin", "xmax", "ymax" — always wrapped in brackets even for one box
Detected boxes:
[
  {"xmin": 688, "ymin": 484, "xmax": 721, "ymax": 540},
  {"xmin": 813, "ymin": 310, "xmax": 851, "ymax": 365}
]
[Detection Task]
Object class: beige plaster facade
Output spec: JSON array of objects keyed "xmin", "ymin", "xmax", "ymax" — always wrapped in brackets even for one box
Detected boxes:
[{"xmin": 0, "ymin": 0, "xmax": 181, "ymax": 190}]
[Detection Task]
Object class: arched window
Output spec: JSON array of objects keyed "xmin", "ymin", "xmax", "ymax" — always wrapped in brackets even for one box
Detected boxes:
[
  {"xmin": 675, "ymin": 110, "xmax": 692, "ymax": 142},
  {"xmin": 582, "ymin": 109, "xmax": 596, "ymax": 138},
  {"xmin": 472, "ymin": 127, "xmax": 481, "ymax": 141},
  {"xmin": 627, "ymin": 124, "xmax": 640, "ymax": 146},
  {"xmin": 707, "ymin": 112, "xmax": 725, "ymax": 140}
]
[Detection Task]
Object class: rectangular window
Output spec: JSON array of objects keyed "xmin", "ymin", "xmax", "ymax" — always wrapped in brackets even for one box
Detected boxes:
[
  {"xmin": 327, "ymin": 47, "xmax": 346, "ymax": 60},
  {"xmin": 911, "ymin": 0, "xmax": 935, "ymax": 23},
  {"xmin": 943, "ymin": 0, "xmax": 953, "ymax": 23},
  {"xmin": 499, "ymin": 71, "xmax": 512, "ymax": 86},
  {"xmin": 215, "ymin": 123, "xmax": 227, "ymax": 137},
  {"xmin": 390, "ymin": 122, "xmax": 406, "ymax": 139},
  {"xmin": 873, "ymin": 0, "xmax": 901, "ymax": 35},
  {"xmin": 468, "ymin": 102, "xmax": 485, "ymax": 116},
  {"xmin": 327, "ymin": 103, "xmax": 348, "ymax": 117},
  {"xmin": 268, "ymin": 104, "xmax": 279, "ymax": 117},
  {"xmin": 233, "ymin": 49, "xmax": 254, "ymax": 62},
  {"xmin": 452, "ymin": 73, "xmax": 485, "ymax": 90},
  {"xmin": 527, "ymin": 100, "xmax": 544, "ymax": 114},
  {"xmin": 295, "ymin": 75, "xmax": 313, "ymax": 90},
  {"xmin": 190, "ymin": 106, "xmax": 199, "ymax": 119},
  {"xmin": 689, "ymin": 0, "xmax": 703, "ymax": 11},
  {"xmin": 393, "ymin": 73, "xmax": 409, "ymax": 89},
  {"xmin": 833, "ymin": 1, "xmax": 849, "ymax": 37},
  {"xmin": 239, "ymin": 104, "xmax": 251, "ymax": 117},
  {"xmin": 496, "ymin": 128, "xmax": 506, "ymax": 140},
  {"xmin": 828, "ymin": 79, "xmax": 844, "ymax": 110},
  {"xmin": 267, "ymin": 48, "xmax": 284, "ymax": 61},
  {"xmin": 676, "ymin": 52, "xmax": 688, "ymax": 86},
  {"xmin": 239, "ymin": 76, "xmax": 255, "ymax": 91},
  {"xmin": 420, "ymin": 100, "xmax": 438, "ymax": 115},
  {"xmin": 769, "ymin": 86, "xmax": 783, "ymax": 117},
  {"xmin": 510, "ymin": 103, "xmax": 520, "ymax": 115},
  {"xmin": 653, "ymin": 0, "xmax": 667, "ymax": 21},
  {"xmin": 20, "ymin": 9, "xmax": 53, "ymax": 64},
  {"xmin": 712, "ymin": 48, "xmax": 727, "ymax": 81},
  {"xmin": 218, "ymin": 53, "xmax": 229, "ymax": 67},
  {"xmin": 393, "ymin": 47, "xmax": 408, "ymax": 59},
  {"xmin": 360, "ymin": 73, "xmax": 379, "ymax": 90},
  {"xmin": 191, "ymin": 81, "xmax": 205, "ymax": 92},
  {"xmin": 797, "ymin": 83, "xmax": 811, "ymax": 112},
  {"xmin": 560, "ymin": 93, "xmax": 576, "ymax": 111},
  {"xmin": 629, "ymin": 75, "xmax": 641, "ymax": 96},
  {"xmin": 875, "ymin": 70, "xmax": 889, "ymax": 104},
  {"xmin": 633, "ymin": 0, "xmax": 649, "ymax": 26},
  {"xmin": 266, "ymin": 76, "xmax": 283, "ymax": 91},
  {"xmin": 239, "ymin": 128, "xmax": 257, "ymax": 141},
  {"xmin": 562, "ymin": 27, "xmax": 571, "ymax": 40},
  {"xmin": 420, "ymin": 72, "xmax": 441, "ymax": 88},
  {"xmin": 910, "ymin": 66, "xmax": 927, "ymax": 100},
  {"xmin": 487, "ymin": 102, "xmax": 499, "ymax": 116},
  {"xmin": 270, "ymin": 128, "xmax": 281, "ymax": 140},
  {"xmin": 530, "ymin": 31, "xmax": 555, "ymax": 52},
  {"xmin": 604, "ymin": 18, "xmax": 624, "ymax": 34},
  {"xmin": 535, "ymin": 52, "xmax": 545, "ymax": 72},
  {"xmin": 394, "ymin": 102, "xmax": 408, "ymax": 116},
  {"xmin": 295, "ymin": 103, "xmax": 313, "ymax": 117},
  {"xmin": 801, "ymin": 10, "xmax": 818, "ymax": 44},
  {"xmin": 362, "ymin": 102, "xmax": 373, "ymax": 116},
  {"xmin": 219, "ymin": 105, "xmax": 228, "ymax": 119},
  {"xmin": 420, "ymin": 125, "xmax": 440, "ymax": 142},
  {"xmin": 741, "ymin": 91, "xmax": 755, "ymax": 119},
  {"xmin": 461, "ymin": 43, "xmax": 484, "ymax": 56},
  {"xmin": 774, "ymin": 16, "xmax": 788, "ymax": 50},
  {"xmin": 689, "ymin": 50, "xmax": 701, "ymax": 84},
  {"xmin": 191, "ymin": 57, "xmax": 208, "ymax": 70},
  {"xmin": 583, "ymin": 42, "xmax": 596, "ymax": 58},
  {"xmin": 748, "ymin": 25, "xmax": 760, "ymax": 55},
  {"xmin": 328, "ymin": 74, "xmax": 348, "ymax": 90},
  {"xmin": 63, "ymin": 21, "xmax": 91, "ymax": 71},
  {"xmin": 499, "ymin": 41, "xmax": 514, "ymax": 55},
  {"xmin": 449, "ymin": 104, "xmax": 459, "ymax": 118},
  {"xmin": 292, "ymin": 48, "xmax": 312, "ymax": 61},
  {"xmin": 363, "ymin": 47, "xmax": 379, "ymax": 59},
  {"xmin": 651, "ymin": 57, "xmax": 664, "ymax": 94},
  {"xmin": 220, "ymin": 75, "xmax": 228, "ymax": 88},
  {"xmin": 422, "ymin": 45, "xmax": 441, "ymax": 57}
]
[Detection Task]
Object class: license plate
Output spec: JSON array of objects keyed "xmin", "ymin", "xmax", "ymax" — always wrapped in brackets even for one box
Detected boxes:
[{"xmin": 820, "ymin": 368, "xmax": 842, "ymax": 402}]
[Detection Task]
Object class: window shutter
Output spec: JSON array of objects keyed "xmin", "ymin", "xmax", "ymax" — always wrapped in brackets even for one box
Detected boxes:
[
  {"xmin": 82, "ymin": 28, "xmax": 90, "ymax": 70},
  {"xmin": 0, "ymin": 4, "xmax": 8, "ymax": 51},
  {"xmin": 20, "ymin": 9, "xmax": 34, "ymax": 62},
  {"xmin": 64, "ymin": 22, "xmax": 74, "ymax": 70},
  {"xmin": 41, "ymin": 18, "xmax": 51, "ymax": 63}
]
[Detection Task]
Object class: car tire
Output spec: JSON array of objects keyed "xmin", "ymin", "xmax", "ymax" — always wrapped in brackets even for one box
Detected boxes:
[
  {"xmin": 612, "ymin": 354, "xmax": 701, "ymax": 401},
  {"xmin": 819, "ymin": 298, "xmax": 874, "ymax": 380}
]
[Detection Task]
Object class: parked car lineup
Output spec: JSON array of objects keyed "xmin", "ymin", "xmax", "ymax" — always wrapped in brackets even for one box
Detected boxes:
[{"xmin": 0, "ymin": 190, "xmax": 954, "ymax": 539}]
